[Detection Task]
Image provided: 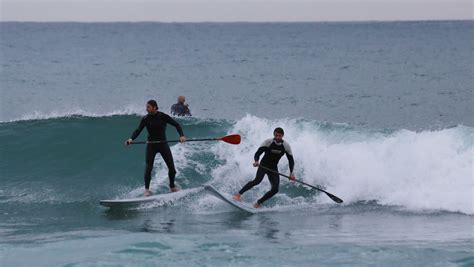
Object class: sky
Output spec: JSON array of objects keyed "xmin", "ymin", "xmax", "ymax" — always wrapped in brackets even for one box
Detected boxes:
[{"xmin": 0, "ymin": 0, "xmax": 472, "ymax": 22}]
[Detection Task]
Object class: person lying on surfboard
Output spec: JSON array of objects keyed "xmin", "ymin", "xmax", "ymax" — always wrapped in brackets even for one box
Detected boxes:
[
  {"xmin": 125, "ymin": 100, "xmax": 186, "ymax": 196},
  {"xmin": 233, "ymin": 127, "xmax": 295, "ymax": 208}
]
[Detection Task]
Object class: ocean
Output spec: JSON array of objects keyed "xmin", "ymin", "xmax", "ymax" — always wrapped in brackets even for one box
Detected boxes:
[{"xmin": 0, "ymin": 21, "xmax": 473, "ymax": 266}]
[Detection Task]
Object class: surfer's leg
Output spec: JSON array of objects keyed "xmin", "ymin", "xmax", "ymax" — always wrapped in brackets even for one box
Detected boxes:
[
  {"xmin": 144, "ymin": 144, "xmax": 158, "ymax": 190},
  {"xmin": 158, "ymin": 144, "xmax": 177, "ymax": 189},
  {"xmin": 257, "ymin": 170, "xmax": 280, "ymax": 204},
  {"xmin": 238, "ymin": 168, "xmax": 265, "ymax": 195}
]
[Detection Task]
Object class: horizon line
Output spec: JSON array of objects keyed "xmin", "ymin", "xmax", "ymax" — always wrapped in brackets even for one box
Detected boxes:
[{"xmin": 1, "ymin": 19, "xmax": 473, "ymax": 24}]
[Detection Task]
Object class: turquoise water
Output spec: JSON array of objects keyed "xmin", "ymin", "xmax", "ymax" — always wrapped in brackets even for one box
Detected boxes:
[{"xmin": 1, "ymin": 22, "xmax": 473, "ymax": 266}]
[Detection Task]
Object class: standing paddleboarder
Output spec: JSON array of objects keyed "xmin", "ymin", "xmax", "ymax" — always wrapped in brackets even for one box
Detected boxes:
[
  {"xmin": 233, "ymin": 127, "xmax": 295, "ymax": 208},
  {"xmin": 125, "ymin": 100, "xmax": 186, "ymax": 196}
]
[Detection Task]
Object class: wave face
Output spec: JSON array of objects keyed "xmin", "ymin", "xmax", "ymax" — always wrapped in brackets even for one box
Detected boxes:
[{"xmin": 1, "ymin": 115, "xmax": 472, "ymax": 215}]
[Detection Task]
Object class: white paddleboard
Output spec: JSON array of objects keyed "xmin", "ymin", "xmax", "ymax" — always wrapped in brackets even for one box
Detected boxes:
[
  {"xmin": 100, "ymin": 188, "xmax": 198, "ymax": 208},
  {"xmin": 204, "ymin": 185, "xmax": 257, "ymax": 214}
]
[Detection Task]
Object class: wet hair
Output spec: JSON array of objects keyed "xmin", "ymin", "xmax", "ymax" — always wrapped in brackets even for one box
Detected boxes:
[
  {"xmin": 147, "ymin": 100, "xmax": 158, "ymax": 109},
  {"xmin": 274, "ymin": 127, "xmax": 284, "ymax": 135}
]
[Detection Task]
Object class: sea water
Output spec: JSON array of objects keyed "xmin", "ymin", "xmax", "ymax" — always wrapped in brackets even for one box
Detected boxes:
[{"xmin": 0, "ymin": 21, "xmax": 473, "ymax": 266}]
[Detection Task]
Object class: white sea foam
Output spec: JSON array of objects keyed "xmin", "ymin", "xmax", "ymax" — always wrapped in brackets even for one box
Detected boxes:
[
  {"xmin": 2, "ymin": 106, "xmax": 143, "ymax": 122},
  {"xmin": 2, "ymin": 107, "xmax": 217, "ymax": 124},
  {"xmin": 209, "ymin": 115, "xmax": 474, "ymax": 214}
]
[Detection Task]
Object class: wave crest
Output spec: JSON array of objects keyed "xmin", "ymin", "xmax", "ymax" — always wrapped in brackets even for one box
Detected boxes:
[{"xmin": 211, "ymin": 115, "xmax": 473, "ymax": 214}]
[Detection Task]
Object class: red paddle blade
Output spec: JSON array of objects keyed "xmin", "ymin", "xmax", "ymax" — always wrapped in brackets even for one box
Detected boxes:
[{"xmin": 219, "ymin": 134, "xmax": 241, "ymax": 145}]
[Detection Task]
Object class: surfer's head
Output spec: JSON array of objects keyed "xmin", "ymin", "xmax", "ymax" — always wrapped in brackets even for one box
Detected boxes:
[
  {"xmin": 146, "ymin": 100, "xmax": 158, "ymax": 113},
  {"xmin": 177, "ymin": 96, "xmax": 186, "ymax": 104},
  {"xmin": 273, "ymin": 127, "xmax": 284, "ymax": 142}
]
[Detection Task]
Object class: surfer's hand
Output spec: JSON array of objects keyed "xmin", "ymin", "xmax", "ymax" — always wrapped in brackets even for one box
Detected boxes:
[
  {"xmin": 289, "ymin": 174, "xmax": 296, "ymax": 181},
  {"xmin": 125, "ymin": 139, "xmax": 133, "ymax": 146},
  {"xmin": 253, "ymin": 161, "xmax": 259, "ymax": 167},
  {"xmin": 179, "ymin": 136, "xmax": 186, "ymax": 143}
]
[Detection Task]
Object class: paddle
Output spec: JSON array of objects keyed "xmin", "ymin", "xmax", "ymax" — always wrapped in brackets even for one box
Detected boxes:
[
  {"xmin": 259, "ymin": 166, "xmax": 343, "ymax": 203},
  {"xmin": 130, "ymin": 134, "xmax": 241, "ymax": 145}
]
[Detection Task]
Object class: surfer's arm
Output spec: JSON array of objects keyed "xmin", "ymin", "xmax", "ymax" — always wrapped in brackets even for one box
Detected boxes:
[
  {"xmin": 286, "ymin": 154, "xmax": 295, "ymax": 173},
  {"xmin": 130, "ymin": 117, "xmax": 146, "ymax": 140},
  {"xmin": 284, "ymin": 142, "xmax": 295, "ymax": 173},
  {"xmin": 164, "ymin": 113, "xmax": 184, "ymax": 137},
  {"xmin": 254, "ymin": 139, "xmax": 272, "ymax": 162},
  {"xmin": 184, "ymin": 105, "xmax": 192, "ymax": 116},
  {"xmin": 170, "ymin": 104, "xmax": 178, "ymax": 116},
  {"xmin": 254, "ymin": 147, "xmax": 266, "ymax": 162}
]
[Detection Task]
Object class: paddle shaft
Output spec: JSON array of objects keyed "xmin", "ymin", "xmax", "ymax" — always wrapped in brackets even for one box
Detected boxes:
[
  {"xmin": 260, "ymin": 166, "xmax": 321, "ymax": 190},
  {"xmin": 260, "ymin": 166, "xmax": 343, "ymax": 203},
  {"xmin": 131, "ymin": 138, "xmax": 219, "ymax": 145}
]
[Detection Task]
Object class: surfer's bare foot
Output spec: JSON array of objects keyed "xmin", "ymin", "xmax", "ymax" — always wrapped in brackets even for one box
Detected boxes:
[
  {"xmin": 144, "ymin": 189, "xmax": 152, "ymax": 197},
  {"xmin": 233, "ymin": 193, "xmax": 241, "ymax": 202},
  {"xmin": 170, "ymin": 186, "xmax": 179, "ymax": 193},
  {"xmin": 253, "ymin": 202, "xmax": 262, "ymax": 209}
]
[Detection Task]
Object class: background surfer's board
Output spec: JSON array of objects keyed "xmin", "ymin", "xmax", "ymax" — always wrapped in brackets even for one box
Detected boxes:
[
  {"xmin": 204, "ymin": 185, "xmax": 257, "ymax": 214},
  {"xmin": 100, "ymin": 188, "xmax": 196, "ymax": 208}
]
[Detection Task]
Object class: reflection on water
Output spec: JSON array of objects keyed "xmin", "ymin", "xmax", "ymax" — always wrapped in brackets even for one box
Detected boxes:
[
  {"xmin": 142, "ymin": 219, "xmax": 176, "ymax": 234},
  {"xmin": 256, "ymin": 215, "xmax": 281, "ymax": 242},
  {"xmin": 138, "ymin": 210, "xmax": 255, "ymax": 234},
  {"xmin": 102, "ymin": 207, "xmax": 144, "ymax": 221},
  {"xmin": 328, "ymin": 215, "xmax": 342, "ymax": 231}
]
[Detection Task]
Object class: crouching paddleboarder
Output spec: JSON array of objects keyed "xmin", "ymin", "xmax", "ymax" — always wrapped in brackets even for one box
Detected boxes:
[
  {"xmin": 125, "ymin": 100, "xmax": 186, "ymax": 196},
  {"xmin": 233, "ymin": 127, "xmax": 295, "ymax": 208}
]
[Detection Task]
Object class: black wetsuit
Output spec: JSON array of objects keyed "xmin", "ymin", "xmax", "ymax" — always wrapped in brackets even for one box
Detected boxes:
[
  {"xmin": 171, "ymin": 103, "xmax": 192, "ymax": 116},
  {"xmin": 130, "ymin": 112, "xmax": 184, "ymax": 189},
  {"xmin": 239, "ymin": 138, "xmax": 295, "ymax": 204}
]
